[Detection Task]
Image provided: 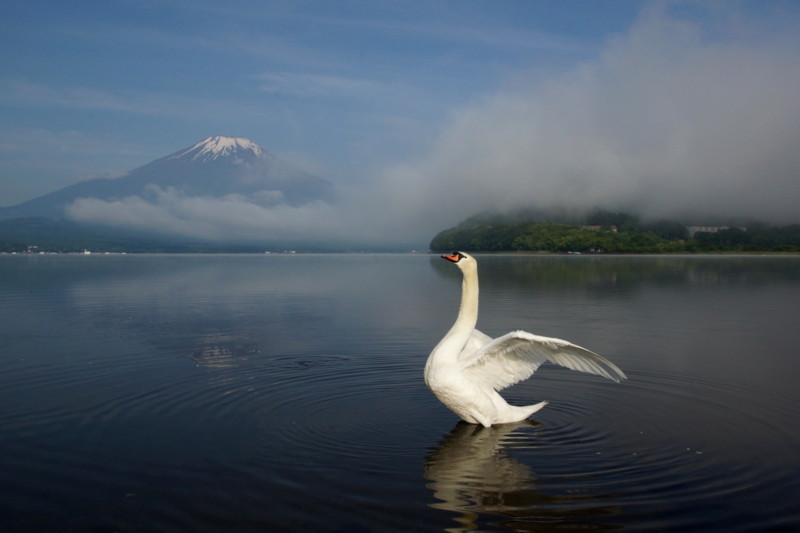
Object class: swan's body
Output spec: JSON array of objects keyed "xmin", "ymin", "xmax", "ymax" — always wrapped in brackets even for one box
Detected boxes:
[{"xmin": 424, "ymin": 252, "xmax": 626, "ymax": 427}]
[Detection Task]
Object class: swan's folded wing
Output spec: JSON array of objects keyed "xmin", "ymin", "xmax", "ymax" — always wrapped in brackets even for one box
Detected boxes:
[
  {"xmin": 458, "ymin": 329, "xmax": 493, "ymax": 361},
  {"xmin": 461, "ymin": 330, "xmax": 627, "ymax": 391}
]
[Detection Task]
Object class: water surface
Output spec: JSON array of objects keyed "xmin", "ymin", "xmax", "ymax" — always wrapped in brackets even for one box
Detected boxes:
[{"xmin": 1, "ymin": 254, "xmax": 798, "ymax": 531}]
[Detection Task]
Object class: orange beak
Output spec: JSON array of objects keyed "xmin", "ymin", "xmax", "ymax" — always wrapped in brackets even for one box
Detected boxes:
[{"xmin": 442, "ymin": 253, "xmax": 460, "ymax": 263}]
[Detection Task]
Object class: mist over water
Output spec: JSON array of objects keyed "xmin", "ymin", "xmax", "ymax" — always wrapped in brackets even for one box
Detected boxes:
[
  {"xmin": 372, "ymin": 4, "xmax": 800, "ymax": 240},
  {"xmin": 1, "ymin": 254, "xmax": 798, "ymax": 531}
]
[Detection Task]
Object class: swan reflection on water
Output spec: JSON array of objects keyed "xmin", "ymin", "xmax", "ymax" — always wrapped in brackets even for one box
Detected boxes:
[
  {"xmin": 186, "ymin": 336, "xmax": 260, "ymax": 369},
  {"xmin": 425, "ymin": 421, "xmax": 620, "ymax": 532}
]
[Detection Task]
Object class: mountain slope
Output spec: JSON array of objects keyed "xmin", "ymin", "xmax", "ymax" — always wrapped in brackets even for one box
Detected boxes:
[{"xmin": 0, "ymin": 136, "xmax": 334, "ymax": 220}]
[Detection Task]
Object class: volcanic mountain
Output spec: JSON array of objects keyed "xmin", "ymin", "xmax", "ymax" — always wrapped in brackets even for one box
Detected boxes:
[{"xmin": 0, "ymin": 136, "xmax": 335, "ymax": 220}]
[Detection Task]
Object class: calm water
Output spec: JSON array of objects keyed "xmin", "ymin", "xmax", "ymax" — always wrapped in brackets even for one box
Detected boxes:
[{"xmin": 1, "ymin": 254, "xmax": 798, "ymax": 532}]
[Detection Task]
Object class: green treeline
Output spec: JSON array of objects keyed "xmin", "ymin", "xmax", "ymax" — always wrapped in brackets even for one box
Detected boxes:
[{"xmin": 430, "ymin": 210, "xmax": 800, "ymax": 253}]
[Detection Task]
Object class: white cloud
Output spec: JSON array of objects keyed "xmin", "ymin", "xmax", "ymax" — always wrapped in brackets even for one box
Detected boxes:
[
  {"xmin": 364, "ymin": 2, "xmax": 800, "ymax": 234},
  {"xmin": 258, "ymin": 73, "xmax": 387, "ymax": 99},
  {"xmin": 66, "ymin": 186, "xmax": 345, "ymax": 243},
  {"xmin": 0, "ymin": 78, "xmax": 269, "ymax": 122}
]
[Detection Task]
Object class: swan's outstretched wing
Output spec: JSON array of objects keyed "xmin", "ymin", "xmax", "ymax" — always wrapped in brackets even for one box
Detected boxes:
[{"xmin": 460, "ymin": 330, "xmax": 627, "ymax": 391}]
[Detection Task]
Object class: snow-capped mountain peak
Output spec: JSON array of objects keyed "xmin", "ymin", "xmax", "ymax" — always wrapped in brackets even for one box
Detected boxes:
[
  {"xmin": 172, "ymin": 136, "xmax": 264, "ymax": 161},
  {"xmin": 0, "ymin": 135, "xmax": 335, "ymax": 220}
]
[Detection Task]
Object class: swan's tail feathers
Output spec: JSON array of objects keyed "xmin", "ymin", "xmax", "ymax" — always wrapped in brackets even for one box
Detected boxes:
[
  {"xmin": 522, "ymin": 400, "xmax": 548, "ymax": 417},
  {"xmin": 497, "ymin": 400, "xmax": 548, "ymax": 424}
]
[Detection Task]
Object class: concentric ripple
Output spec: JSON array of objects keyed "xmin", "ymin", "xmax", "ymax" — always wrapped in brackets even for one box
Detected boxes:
[
  {"xmin": 421, "ymin": 366, "xmax": 800, "ymax": 531},
  {"xmin": 250, "ymin": 352, "xmax": 430, "ymax": 464}
]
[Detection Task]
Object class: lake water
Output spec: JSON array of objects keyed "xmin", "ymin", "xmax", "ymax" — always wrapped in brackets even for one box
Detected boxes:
[{"xmin": 1, "ymin": 253, "xmax": 798, "ymax": 532}]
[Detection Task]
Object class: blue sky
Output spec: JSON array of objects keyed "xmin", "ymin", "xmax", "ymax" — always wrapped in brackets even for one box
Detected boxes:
[
  {"xmin": 0, "ymin": 1, "xmax": 634, "ymax": 201},
  {"xmin": 2, "ymin": 1, "xmax": 800, "ymax": 243}
]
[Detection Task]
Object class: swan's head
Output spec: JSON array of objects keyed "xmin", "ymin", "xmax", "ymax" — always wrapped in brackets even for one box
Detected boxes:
[{"xmin": 442, "ymin": 251, "xmax": 477, "ymax": 273}]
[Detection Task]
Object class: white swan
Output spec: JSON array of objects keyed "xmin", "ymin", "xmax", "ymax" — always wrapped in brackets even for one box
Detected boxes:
[{"xmin": 424, "ymin": 252, "xmax": 626, "ymax": 427}]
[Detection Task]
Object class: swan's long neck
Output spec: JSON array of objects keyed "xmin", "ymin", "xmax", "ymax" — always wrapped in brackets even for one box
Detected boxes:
[
  {"xmin": 428, "ymin": 265, "xmax": 479, "ymax": 369},
  {"xmin": 452, "ymin": 267, "xmax": 479, "ymax": 335}
]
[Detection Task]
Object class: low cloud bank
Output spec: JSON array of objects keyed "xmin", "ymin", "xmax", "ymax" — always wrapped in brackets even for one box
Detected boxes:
[
  {"xmin": 66, "ymin": 186, "xmax": 344, "ymax": 244},
  {"xmin": 379, "ymin": 3, "xmax": 800, "ymax": 234}
]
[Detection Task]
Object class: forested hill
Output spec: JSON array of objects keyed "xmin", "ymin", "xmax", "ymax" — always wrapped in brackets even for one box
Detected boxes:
[{"xmin": 429, "ymin": 210, "xmax": 800, "ymax": 253}]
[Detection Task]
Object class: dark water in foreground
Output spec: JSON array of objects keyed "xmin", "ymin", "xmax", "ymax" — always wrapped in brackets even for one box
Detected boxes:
[{"xmin": 1, "ymin": 254, "xmax": 798, "ymax": 532}]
